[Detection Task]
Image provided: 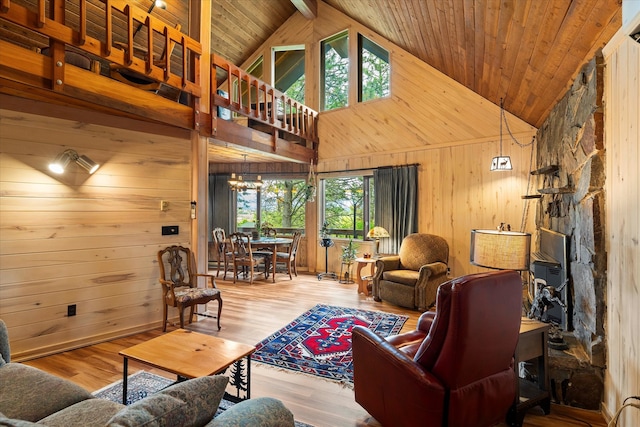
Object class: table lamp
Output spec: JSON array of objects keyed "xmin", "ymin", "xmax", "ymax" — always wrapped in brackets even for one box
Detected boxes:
[{"xmin": 367, "ymin": 226, "xmax": 390, "ymax": 257}]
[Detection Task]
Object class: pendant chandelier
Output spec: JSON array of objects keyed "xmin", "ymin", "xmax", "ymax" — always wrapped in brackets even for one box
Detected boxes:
[
  {"xmin": 229, "ymin": 154, "xmax": 263, "ymax": 191},
  {"xmin": 490, "ymin": 98, "xmax": 513, "ymax": 171}
]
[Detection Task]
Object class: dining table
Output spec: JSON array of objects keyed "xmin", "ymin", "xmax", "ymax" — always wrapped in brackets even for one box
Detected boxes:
[{"xmin": 251, "ymin": 237, "xmax": 293, "ymax": 282}]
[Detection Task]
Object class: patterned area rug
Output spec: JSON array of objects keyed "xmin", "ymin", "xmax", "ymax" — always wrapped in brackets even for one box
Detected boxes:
[
  {"xmin": 93, "ymin": 371, "xmax": 313, "ymax": 426},
  {"xmin": 253, "ymin": 304, "xmax": 409, "ymax": 385},
  {"xmin": 93, "ymin": 370, "xmax": 173, "ymax": 405}
]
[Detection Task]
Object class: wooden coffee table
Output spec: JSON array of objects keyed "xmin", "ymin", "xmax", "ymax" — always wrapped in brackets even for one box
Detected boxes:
[{"xmin": 119, "ymin": 329, "xmax": 256, "ymax": 404}]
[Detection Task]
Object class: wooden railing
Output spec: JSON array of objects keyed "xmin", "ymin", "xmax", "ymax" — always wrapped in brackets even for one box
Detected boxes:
[
  {"xmin": 0, "ymin": 0, "xmax": 319, "ymax": 156},
  {"xmin": 0, "ymin": 0, "xmax": 201, "ymax": 98},
  {"xmin": 211, "ymin": 54, "xmax": 319, "ymax": 144}
]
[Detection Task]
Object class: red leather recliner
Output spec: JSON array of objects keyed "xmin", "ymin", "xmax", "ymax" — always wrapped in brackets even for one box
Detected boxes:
[{"xmin": 352, "ymin": 270, "xmax": 522, "ymax": 427}]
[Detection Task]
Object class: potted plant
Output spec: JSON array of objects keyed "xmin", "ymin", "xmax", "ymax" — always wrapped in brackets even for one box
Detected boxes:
[
  {"xmin": 341, "ymin": 239, "xmax": 358, "ymax": 264},
  {"xmin": 319, "ymin": 221, "xmax": 333, "ymax": 248},
  {"xmin": 339, "ymin": 239, "xmax": 358, "ymax": 283}
]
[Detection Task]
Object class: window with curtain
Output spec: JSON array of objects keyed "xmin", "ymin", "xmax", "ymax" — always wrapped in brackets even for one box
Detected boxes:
[
  {"xmin": 319, "ymin": 175, "xmax": 374, "ymax": 239},
  {"xmin": 210, "ymin": 174, "xmax": 308, "ymax": 238}
]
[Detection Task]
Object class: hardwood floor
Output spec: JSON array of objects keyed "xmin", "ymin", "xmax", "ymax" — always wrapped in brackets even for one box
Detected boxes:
[{"xmin": 22, "ymin": 273, "xmax": 606, "ymax": 427}]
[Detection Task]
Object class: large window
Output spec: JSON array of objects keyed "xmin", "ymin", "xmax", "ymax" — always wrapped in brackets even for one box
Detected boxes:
[
  {"xmin": 320, "ymin": 175, "xmax": 374, "ymax": 239},
  {"xmin": 358, "ymin": 35, "xmax": 390, "ymax": 102},
  {"xmin": 236, "ymin": 179, "xmax": 307, "ymax": 233},
  {"xmin": 273, "ymin": 46, "xmax": 305, "ymax": 104},
  {"xmin": 321, "ymin": 31, "xmax": 349, "ymax": 111}
]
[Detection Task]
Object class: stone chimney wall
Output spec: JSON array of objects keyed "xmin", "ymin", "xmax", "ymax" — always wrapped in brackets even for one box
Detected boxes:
[{"xmin": 533, "ymin": 55, "xmax": 606, "ymax": 408}]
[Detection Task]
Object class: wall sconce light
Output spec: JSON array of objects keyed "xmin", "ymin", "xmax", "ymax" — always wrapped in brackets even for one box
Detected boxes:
[{"xmin": 49, "ymin": 149, "xmax": 100, "ymax": 174}]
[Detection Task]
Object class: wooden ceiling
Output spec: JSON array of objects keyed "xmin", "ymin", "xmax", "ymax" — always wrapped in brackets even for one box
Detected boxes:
[
  {"xmin": 211, "ymin": 0, "xmax": 622, "ymax": 129},
  {"xmin": 0, "ymin": 0, "xmax": 623, "ymax": 164}
]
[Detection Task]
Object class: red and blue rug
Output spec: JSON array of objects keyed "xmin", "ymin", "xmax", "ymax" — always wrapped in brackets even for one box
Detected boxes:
[{"xmin": 252, "ymin": 304, "xmax": 409, "ymax": 385}]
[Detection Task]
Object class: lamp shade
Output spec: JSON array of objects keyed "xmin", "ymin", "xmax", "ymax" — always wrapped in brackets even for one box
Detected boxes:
[
  {"xmin": 470, "ymin": 229, "xmax": 531, "ymax": 270},
  {"xmin": 490, "ymin": 156, "xmax": 513, "ymax": 171},
  {"xmin": 367, "ymin": 226, "xmax": 390, "ymax": 239}
]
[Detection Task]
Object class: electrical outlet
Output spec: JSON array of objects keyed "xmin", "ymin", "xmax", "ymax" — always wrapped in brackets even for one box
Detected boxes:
[
  {"xmin": 67, "ymin": 304, "xmax": 76, "ymax": 317},
  {"xmin": 447, "ymin": 267, "xmax": 451, "ymax": 277}
]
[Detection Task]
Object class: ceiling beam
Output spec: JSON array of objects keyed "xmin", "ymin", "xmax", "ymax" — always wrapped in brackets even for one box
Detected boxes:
[{"xmin": 291, "ymin": 0, "xmax": 317, "ymax": 19}]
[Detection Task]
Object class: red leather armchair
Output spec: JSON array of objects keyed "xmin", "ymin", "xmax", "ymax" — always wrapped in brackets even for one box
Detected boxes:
[{"xmin": 352, "ymin": 270, "xmax": 522, "ymax": 427}]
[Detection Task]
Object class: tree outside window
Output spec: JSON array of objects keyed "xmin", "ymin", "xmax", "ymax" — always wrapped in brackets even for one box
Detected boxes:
[
  {"xmin": 321, "ymin": 176, "xmax": 374, "ymax": 239},
  {"xmin": 358, "ymin": 35, "xmax": 390, "ymax": 102},
  {"xmin": 321, "ymin": 31, "xmax": 349, "ymax": 111},
  {"xmin": 235, "ymin": 179, "xmax": 307, "ymax": 233}
]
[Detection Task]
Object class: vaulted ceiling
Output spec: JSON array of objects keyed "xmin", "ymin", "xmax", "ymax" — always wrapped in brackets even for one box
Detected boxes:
[
  {"xmin": 211, "ymin": 0, "xmax": 622, "ymax": 129},
  {"xmin": 0, "ymin": 0, "xmax": 623, "ymax": 132}
]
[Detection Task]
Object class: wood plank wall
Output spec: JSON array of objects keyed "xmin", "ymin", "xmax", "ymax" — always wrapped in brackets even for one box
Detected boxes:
[
  {"xmin": 0, "ymin": 98, "xmax": 193, "ymax": 360},
  {"xmin": 243, "ymin": 2, "xmax": 537, "ymax": 277},
  {"xmin": 602, "ymin": 13, "xmax": 640, "ymax": 427}
]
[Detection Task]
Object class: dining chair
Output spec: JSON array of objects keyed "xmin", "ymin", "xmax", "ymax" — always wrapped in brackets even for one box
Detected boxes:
[
  {"xmin": 157, "ymin": 245, "xmax": 222, "ymax": 331},
  {"xmin": 274, "ymin": 232, "xmax": 302, "ymax": 279},
  {"xmin": 262, "ymin": 227, "xmax": 277, "ymax": 238},
  {"xmin": 228, "ymin": 233, "xmax": 269, "ymax": 284},
  {"xmin": 212, "ymin": 227, "xmax": 233, "ymax": 278}
]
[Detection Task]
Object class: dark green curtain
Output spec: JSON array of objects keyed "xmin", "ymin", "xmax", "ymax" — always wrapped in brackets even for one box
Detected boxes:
[
  {"xmin": 208, "ymin": 174, "xmax": 234, "ymax": 241},
  {"xmin": 373, "ymin": 165, "xmax": 418, "ymax": 253}
]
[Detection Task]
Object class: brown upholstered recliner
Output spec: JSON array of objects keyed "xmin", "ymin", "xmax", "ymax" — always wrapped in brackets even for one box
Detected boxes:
[
  {"xmin": 373, "ymin": 233, "xmax": 449, "ymax": 311},
  {"xmin": 353, "ymin": 270, "xmax": 522, "ymax": 427}
]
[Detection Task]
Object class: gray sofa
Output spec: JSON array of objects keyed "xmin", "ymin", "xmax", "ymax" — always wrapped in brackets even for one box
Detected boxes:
[{"xmin": 0, "ymin": 320, "xmax": 294, "ymax": 427}]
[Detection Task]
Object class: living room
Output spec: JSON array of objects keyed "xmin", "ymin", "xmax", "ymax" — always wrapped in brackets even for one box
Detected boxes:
[{"xmin": 0, "ymin": 1, "xmax": 638, "ymax": 426}]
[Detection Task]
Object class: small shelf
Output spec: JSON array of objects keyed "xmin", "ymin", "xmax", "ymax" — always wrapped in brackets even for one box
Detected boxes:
[
  {"xmin": 531, "ymin": 165, "xmax": 559, "ymax": 175},
  {"xmin": 538, "ymin": 186, "xmax": 574, "ymax": 194}
]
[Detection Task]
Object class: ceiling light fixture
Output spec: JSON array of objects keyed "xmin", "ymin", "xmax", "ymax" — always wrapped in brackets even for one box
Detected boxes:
[
  {"xmin": 491, "ymin": 98, "xmax": 513, "ymax": 171},
  {"xmin": 228, "ymin": 155, "xmax": 263, "ymax": 191},
  {"xmin": 49, "ymin": 149, "xmax": 100, "ymax": 174}
]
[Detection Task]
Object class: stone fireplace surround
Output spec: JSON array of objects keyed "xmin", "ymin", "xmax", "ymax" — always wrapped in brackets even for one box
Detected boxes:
[{"xmin": 530, "ymin": 55, "xmax": 606, "ymax": 410}]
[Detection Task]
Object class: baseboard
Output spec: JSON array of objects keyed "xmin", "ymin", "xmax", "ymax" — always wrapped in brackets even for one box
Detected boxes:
[
  {"xmin": 12, "ymin": 321, "xmax": 163, "ymax": 362},
  {"xmin": 601, "ymin": 401, "xmax": 613, "ymax": 423}
]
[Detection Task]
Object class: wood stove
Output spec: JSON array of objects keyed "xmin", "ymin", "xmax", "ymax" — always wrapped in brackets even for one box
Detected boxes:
[{"xmin": 529, "ymin": 228, "xmax": 570, "ymax": 330}]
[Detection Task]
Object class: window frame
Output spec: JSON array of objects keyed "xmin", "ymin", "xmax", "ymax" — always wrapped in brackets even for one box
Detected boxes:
[
  {"xmin": 357, "ymin": 34, "xmax": 390, "ymax": 103},
  {"xmin": 320, "ymin": 30, "xmax": 350, "ymax": 111},
  {"xmin": 318, "ymin": 173, "xmax": 374, "ymax": 241}
]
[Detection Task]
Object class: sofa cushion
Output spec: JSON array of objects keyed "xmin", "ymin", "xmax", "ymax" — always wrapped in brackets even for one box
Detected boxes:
[
  {"xmin": 38, "ymin": 398, "xmax": 125, "ymax": 427},
  {"xmin": 106, "ymin": 393, "xmax": 184, "ymax": 427},
  {"xmin": 107, "ymin": 376, "xmax": 228, "ymax": 427},
  {"xmin": 0, "ymin": 414, "xmax": 39, "ymax": 427},
  {"xmin": 207, "ymin": 397, "xmax": 295, "ymax": 427},
  {"xmin": 0, "ymin": 363, "xmax": 93, "ymax": 422}
]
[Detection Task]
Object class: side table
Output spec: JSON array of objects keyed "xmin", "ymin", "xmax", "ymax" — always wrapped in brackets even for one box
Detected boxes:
[
  {"xmin": 354, "ymin": 257, "xmax": 377, "ymax": 295},
  {"xmin": 508, "ymin": 318, "xmax": 551, "ymax": 427}
]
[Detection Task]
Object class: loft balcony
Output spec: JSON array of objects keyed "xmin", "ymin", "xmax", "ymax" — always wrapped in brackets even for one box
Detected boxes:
[{"xmin": 0, "ymin": 0, "xmax": 317, "ymax": 164}]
